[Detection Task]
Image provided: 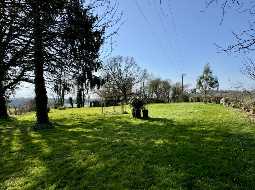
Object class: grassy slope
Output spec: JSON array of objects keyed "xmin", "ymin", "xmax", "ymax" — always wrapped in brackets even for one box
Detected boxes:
[{"xmin": 0, "ymin": 103, "xmax": 255, "ymax": 190}]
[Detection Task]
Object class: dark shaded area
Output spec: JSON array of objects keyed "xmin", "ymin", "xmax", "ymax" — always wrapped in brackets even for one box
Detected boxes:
[
  {"xmin": 1, "ymin": 115, "xmax": 255, "ymax": 189},
  {"xmin": 0, "ymin": 96, "xmax": 8, "ymax": 118}
]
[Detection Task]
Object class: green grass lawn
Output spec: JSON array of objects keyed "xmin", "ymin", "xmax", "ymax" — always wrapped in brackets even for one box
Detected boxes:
[{"xmin": 1, "ymin": 103, "xmax": 255, "ymax": 190}]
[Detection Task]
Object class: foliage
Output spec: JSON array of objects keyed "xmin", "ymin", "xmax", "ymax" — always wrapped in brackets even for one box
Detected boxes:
[
  {"xmin": 0, "ymin": 1, "xmax": 33, "ymax": 118},
  {"xmin": 148, "ymin": 78, "xmax": 171, "ymax": 102},
  {"xmin": 51, "ymin": 69, "xmax": 72, "ymax": 107},
  {"xmin": 0, "ymin": 0, "xmax": 121, "ymax": 126},
  {"xmin": 1, "ymin": 104, "xmax": 255, "ymax": 189},
  {"xmin": 64, "ymin": 1, "xmax": 105, "ymax": 108},
  {"xmin": 220, "ymin": 90, "xmax": 255, "ymax": 114},
  {"xmin": 130, "ymin": 97, "xmax": 145, "ymax": 110},
  {"xmin": 189, "ymin": 95, "xmax": 222, "ymax": 104},
  {"xmin": 197, "ymin": 64, "xmax": 219, "ymax": 102},
  {"xmin": 97, "ymin": 81, "xmax": 122, "ymax": 106},
  {"xmin": 148, "ymin": 78, "xmax": 161, "ymax": 99},
  {"xmin": 171, "ymin": 82, "xmax": 184, "ymax": 102}
]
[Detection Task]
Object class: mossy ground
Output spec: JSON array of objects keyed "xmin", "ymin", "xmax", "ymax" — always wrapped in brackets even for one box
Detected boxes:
[{"xmin": 1, "ymin": 103, "xmax": 255, "ymax": 190}]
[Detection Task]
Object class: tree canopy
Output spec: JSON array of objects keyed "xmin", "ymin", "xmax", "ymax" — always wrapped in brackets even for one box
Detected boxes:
[
  {"xmin": 197, "ymin": 64, "xmax": 219, "ymax": 100},
  {"xmin": 0, "ymin": 0, "xmax": 120, "ymax": 127},
  {"xmin": 99, "ymin": 56, "xmax": 147, "ymax": 104}
]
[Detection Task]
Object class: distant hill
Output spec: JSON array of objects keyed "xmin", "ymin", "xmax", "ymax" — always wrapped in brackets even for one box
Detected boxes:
[
  {"xmin": 9, "ymin": 97, "xmax": 98, "ymax": 108},
  {"xmin": 9, "ymin": 98, "xmax": 33, "ymax": 107},
  {"xmin": 9, "ymin": 98, "xmax": 57, "ymax": 107}
]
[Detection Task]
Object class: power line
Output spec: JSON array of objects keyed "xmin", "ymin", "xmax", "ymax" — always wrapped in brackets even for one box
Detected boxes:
[
  {"xmin": 134, "ymin": 0, "xmax": 151, "ymax": 25},
  {"xmin": 152, "ymin": 0, "xmax": 174, "ymax": 52},
  {"xmin": 166, "ymin": 0, "xmax": 177, "ymax": 36},
  {"xmin": 163, "ymin": 0, "xmax": 186, "ymax": 71},
  {"xmin": 134, "ymin": 0, "xmax": 173, "ymax": 62}
]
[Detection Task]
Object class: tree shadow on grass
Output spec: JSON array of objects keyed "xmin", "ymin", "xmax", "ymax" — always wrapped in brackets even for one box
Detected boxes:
[
  {"xmin": 1, "ymin": 115, "xmax": 255, "ymax": 189},
  {"xmin": 146, "ymin": 117, "xmax": 175, "ymax": 123}
]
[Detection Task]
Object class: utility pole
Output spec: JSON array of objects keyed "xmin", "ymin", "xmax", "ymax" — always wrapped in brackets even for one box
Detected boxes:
[
  {"xmin": 181, "ymin": 73, "xmax": 186, "ymax": 95},
  {"xmin": 142, "ymin": 82, "xmax": 145, "ymax": 99}
]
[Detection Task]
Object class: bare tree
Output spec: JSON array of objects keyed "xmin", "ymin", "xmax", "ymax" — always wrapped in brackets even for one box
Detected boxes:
[
  {"xmin": 97, "ymin": 81, "xmax": 122, "ymax": 106},
  {"xmin": 242, "ymin": 57, "xmax": 255, "ymax": 80},
  {"xmin": 102, "ymin": 56, "xmax": 147, "ymax": 104},
  {"xmin": 205, "ymin": 0, "xmax": 255, "ymax": 53},
  {"xmin": 159, "ymin": 0, "xmax": 255, "ymax": 53}
]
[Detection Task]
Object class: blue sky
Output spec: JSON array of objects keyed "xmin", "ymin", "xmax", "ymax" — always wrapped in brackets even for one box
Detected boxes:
[
  {"xmin": 110, "ymin": 0, "xmax": 254, "ymax": 88},
  {"xmin": 16, "ymin": 0, "xmax": 255, "ymax": 98}
]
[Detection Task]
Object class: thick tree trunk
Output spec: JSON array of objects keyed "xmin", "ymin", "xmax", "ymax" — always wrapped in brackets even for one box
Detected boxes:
[
  {"xmin": 32, "ymin": 2, "xmax": 50, "ymax": 128},
  {"xmin": 0, "ymin": 96, "xmax": 8, "ymax": 119},
  {"xmin": 34, "ymin": 62, "xmax": 49, "ymax": 125},
  {"xmin": 0, "ymin": 83, "xmax": 8, "ymax": 119},
  {"xmin": 0, "ymin": 55, "xmax": 8, "ymax": 119}
]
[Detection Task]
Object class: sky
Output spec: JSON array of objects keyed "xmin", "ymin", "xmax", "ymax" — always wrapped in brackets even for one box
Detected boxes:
[{"xmin": 16, "ymin": 0, "xmax": 255, "ymax": 98}]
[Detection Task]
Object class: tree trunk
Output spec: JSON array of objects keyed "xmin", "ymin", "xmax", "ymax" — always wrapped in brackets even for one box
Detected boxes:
[
  {"xmin": 204, "ymin": 90, "xmax": 207, "ymax": 103},
  {"xmin": 142, "ymin": 109, "xmax": 149, "ymax": 119},
  {"xmin": 32, "ymin": 2, "xmax": 50, "ymax": 127},
  {"xmin": 123, "ymin": 91, "xmax": 128, "ymax": 114},
  {"xmin": 123, "ymin": 91, "xmax": 128, "ymax": 105},
  {"xmin": 132, "ymin": 108, "xmax": 141, "ymax": 118},
  {"xmin": 61, "ymin": 85, "xmax": 65, "ymax": 107},
  {"xmin": 0, "ymin": 82, "xmax": 8, "ymax": 119},
  {"xmin": 77, "ymin": 88, "xmax": 82, "ymax": 108},
  {"xmin": 82, "ymin": 88, "xmax": 85, "ymax": 107}
]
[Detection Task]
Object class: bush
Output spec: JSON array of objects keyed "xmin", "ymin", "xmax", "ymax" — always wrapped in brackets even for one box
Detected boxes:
[
  {"xmin": 189, "ymin": 95, "xmax": 222, "ymax": 104},
  {"xmin": 130, "ymin": 97, "xmax": 145, "ymax": 110},
  {"xmin": 90, "ymin": 101, "xmax": 102, "ymax": 107},
  {"xmin": 58, "ymin": 107, "xmax": 66, "ymax": 110},
  {"xmin": 130, "ymin": 97, "xmax": 147, "ymax": 118}
]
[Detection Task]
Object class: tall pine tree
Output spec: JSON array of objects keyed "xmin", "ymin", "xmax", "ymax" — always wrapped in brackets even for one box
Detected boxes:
[
  {"xmin": 63, "ymin": 0, "xmax": 105, "ymax": 108},
  {"xmin": 0, "ymin": 1, "xmax": 32, "ymax": 119},
  {"xmin": 27, "ymin": 0, "xmax": 67, "ymax": 128}
]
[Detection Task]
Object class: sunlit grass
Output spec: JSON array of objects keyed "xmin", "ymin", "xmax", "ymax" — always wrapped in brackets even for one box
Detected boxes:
[{"xmin": 1, "ymin": 103, "xmax": 255, "ymax": 189}]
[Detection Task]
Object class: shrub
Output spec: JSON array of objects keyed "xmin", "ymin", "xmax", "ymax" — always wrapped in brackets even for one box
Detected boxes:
[
  {"xmin": 58, "ymin": 107, "xmax": 66, "ymax": 110},
  {"xmin": 130, "ymin": 97, "xmax": 145, "ymax": 110},
  {"xmin": 130, "ymin": 97, "xmax": 147, "ymax": 118}
]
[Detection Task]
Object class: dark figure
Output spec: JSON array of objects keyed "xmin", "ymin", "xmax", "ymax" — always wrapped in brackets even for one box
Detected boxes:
[
  {"xmin": 142, "ymin": 109, "xmax": 149, "ymax": 119},
  {"xmin": 69, "ymin": 97, "xmax": 73, "ymax": 108},
  {"xmin": 132, "ymin": 108, "xmax": 141, "ymax": 118}
]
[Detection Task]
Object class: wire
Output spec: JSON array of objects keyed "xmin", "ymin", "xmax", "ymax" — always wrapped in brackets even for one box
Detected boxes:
[{"xmin": 134, "ymin": 0, "xmax": 173, "ymax": 62}]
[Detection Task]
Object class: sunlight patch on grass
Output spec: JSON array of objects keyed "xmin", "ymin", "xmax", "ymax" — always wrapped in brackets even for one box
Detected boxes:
[
  {"xmin": 67, "ymin": 127, "xmax": 94, "ymax": 133},
  {"xmin": 3, "ymin": 158, "xmax": 47, "ymax": 190},
  {"xmin": 153, "ymin": 139, "xmax": 169, "ymax": 145},
  {"xmin": 203, "ymin": 136, "xmax": 223, "ymax": 143},
  {"xmin": 2, "ymin": 103, "xmax": 255, "ymax": 189},
  {"xmin": 31, "ymin": 138, "xmax": 51, "ymax": 154}
]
